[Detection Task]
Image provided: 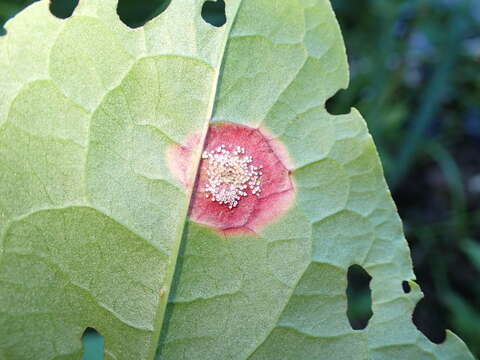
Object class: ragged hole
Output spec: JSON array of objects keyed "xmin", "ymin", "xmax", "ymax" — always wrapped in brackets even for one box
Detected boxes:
[
  {"xmin": 346, "ymin": 264, "xmax": 373, "ymax": 330},
  {"xmin": 325, "ymin": 88, "xmax": 356, "ymax": 116},
  {"xmin": 1, "ymin": 0, "xmax": 40, "ymax": 35},
  {"xmin": 413, "ymin": 297, "xmax": 447, "ymax": 344},
  {"xmin": 117, "ymin": 0, "xmax": 171, "ymax": 28},
  {"xmin": 82, "ymin": 328, "xmax": 104, "ymax": 360},
  {"xmin": 49, "ymin": 0, "xmax": 79, "ymax": 19},
  {"xmin": 201, "ymin": 0, "xmax": 226, "ymax": 27}
]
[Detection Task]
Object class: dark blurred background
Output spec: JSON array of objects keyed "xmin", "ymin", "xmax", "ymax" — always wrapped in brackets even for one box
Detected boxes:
[{"xmin": 1, "ymin": 0, "xmax": 479, "ymax": 357}]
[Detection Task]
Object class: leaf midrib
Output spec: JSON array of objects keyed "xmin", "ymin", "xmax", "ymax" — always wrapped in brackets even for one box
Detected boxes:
[{"xmin": 147, "ymin": 2, "xmax": 245, "ymax": 359}]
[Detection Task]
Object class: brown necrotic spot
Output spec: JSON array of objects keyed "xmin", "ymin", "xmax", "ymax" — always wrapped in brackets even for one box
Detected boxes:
[{"xmin": 167, "ymin": 122, "xmax": 294, "ymax": 235}]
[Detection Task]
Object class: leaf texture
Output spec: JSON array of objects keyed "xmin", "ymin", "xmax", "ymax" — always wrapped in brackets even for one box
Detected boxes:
[{"xmin": 0, "ymin": 0, "xmax": 474, "ymax": 359}]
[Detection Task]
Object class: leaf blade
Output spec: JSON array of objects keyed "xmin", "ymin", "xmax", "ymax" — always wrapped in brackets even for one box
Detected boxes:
[{"xmin": 0, "ymin": 0, "xmax": 474, "ymax": 359}]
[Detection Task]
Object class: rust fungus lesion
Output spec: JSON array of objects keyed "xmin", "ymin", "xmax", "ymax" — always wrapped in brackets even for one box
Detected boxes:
[
  {"xmin": 167, "ymin": 122, "xmax": 294, "ymax": 235},
  {"xmin": 202, "ymin": 144, "xmax": 263, "ymax": 209}
]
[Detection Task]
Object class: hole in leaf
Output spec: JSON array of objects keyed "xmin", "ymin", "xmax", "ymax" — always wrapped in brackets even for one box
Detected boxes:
[
  {"xmin": 201, "ymin": 0, "xmax": 226, "ymax": 27},
  {"xmin": 117, "ymin": 0, "xmax": 171, "ymax": 28},
  {"xmin": 82, "ymin": 328, "xmax": 104, "ymax": 360},
  {"xmin": 49, "ymin": 0, "xmax": 79, "ymax": 19},
  {"xmin": 402, "ymin": 280, "xmax": 411, "ymax": 293},
  {"xmin": 1, "ymin": 0, "xmax": 41, "ymax": 35},
  {"xmin": 325, "ymin": 88, "xmax": 355, "ymax": 116},
  {"xmin": 413, "ymin": 297, "xmax": 447, "ymax": 344},
  {"xmin": 346, "ymin": 264, "xmax": 373, "ymax": 330}
]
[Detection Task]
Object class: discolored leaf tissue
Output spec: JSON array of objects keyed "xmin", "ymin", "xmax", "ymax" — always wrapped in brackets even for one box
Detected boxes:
[{"xmin": 0, "ymin": 0, "xmax": 474, "ymax": 359}]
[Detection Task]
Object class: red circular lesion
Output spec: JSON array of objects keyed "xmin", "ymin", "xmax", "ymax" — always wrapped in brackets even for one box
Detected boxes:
[{"xmin": 167, "ymin": 122, "xmax": 294, "ymax": 235}]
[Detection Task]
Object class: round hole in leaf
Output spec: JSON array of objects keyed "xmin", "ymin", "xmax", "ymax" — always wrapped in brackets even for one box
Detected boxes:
[
  {"xmin": 117, "ymin": 0, "xmax": 171, "ymax": 28},
  {"xmin": 201, "ymin": 0, "xmax": 226, "ymax": 27},
  {"xmin": 49, "ymin": 0, "xmax": 79, "ymax": 19}
]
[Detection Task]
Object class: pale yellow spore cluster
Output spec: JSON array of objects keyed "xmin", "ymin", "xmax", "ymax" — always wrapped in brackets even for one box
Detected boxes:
[{"xmin": 202, "ymin": 144, "xmax": 263, "ymax": 209}]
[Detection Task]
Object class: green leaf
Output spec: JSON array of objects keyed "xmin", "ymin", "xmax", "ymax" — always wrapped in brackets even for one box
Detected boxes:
[{"xmin": 0, "ymin": 0, "xmax": 474, "ymax": 359}]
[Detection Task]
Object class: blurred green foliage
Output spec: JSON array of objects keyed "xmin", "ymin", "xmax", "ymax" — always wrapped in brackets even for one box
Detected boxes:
[{"xmin": 0, "ymin": 0, "xmax": 479, "ymax": 357}]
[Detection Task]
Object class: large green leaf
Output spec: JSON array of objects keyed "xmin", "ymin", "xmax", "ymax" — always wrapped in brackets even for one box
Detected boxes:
[{"xmin": 0, "ymin": 0, "xmax": 474, "ymax": 359}]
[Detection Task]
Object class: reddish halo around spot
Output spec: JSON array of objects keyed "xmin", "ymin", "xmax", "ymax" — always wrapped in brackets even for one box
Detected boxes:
[{"xmin": 167, "ymin": 122, "xmax": 294, "ymax": 235}]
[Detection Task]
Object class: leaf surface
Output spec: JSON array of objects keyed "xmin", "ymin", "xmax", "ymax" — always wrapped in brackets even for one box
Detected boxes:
[{"xmin": 0, "ymin": 0, "xmax": 474, "ymax": 359}]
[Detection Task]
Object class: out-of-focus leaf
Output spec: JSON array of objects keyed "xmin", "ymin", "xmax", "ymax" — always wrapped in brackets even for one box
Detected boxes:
[{"xmin": 462, "ymin": 238, "xmax": 480, "ymax": 270}]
